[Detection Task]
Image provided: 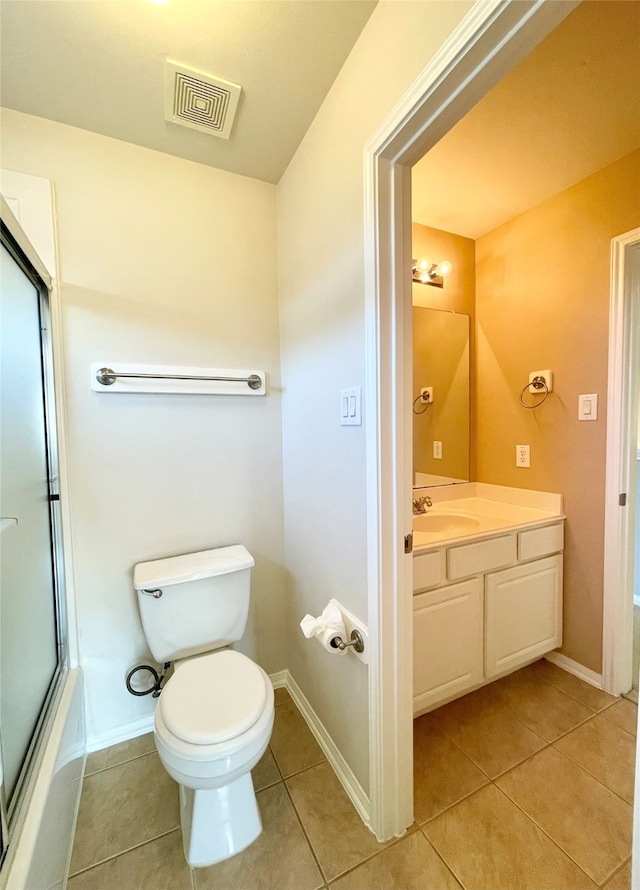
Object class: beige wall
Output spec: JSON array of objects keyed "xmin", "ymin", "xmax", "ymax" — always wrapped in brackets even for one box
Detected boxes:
[
  {"xmin": 1, "ymin": 108, "xmax": 285, "ymax": 746},
  {"xmin": 278, "ymin": 2, "xmax": 474, "ymax": 791},
  {"xmin": 476, "ymin": 149, "xmax": 640, "ymax": 672},
  {"xmin": 412, "ymin": 223, "xmax": 476, "ymax": 480}
]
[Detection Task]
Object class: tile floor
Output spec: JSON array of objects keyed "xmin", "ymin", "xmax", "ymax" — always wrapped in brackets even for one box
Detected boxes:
[{"xmin": 68, "ymin": 661, "xmax": 637, "ymax": 890}]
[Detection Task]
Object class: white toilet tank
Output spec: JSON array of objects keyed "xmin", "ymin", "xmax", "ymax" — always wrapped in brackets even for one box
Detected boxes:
[{"xmin": 133, "ymin": 545, "xmax": 255, "ymax": 663}]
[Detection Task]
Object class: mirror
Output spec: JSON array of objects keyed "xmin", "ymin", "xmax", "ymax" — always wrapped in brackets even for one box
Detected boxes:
[{"xmin": 413, "ymin": 307, "xmax": 470, "ymax": 486}]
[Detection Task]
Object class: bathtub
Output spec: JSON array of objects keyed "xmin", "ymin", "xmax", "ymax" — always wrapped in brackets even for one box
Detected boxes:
[{"xmin": 1, "ymin": 668, "xmax": 85, "ymax": 890}]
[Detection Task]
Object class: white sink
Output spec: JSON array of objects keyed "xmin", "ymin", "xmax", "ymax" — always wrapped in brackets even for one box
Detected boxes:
[{"xmin": 413, "ymin": 512, "xmax": 481, "ymax": 533}]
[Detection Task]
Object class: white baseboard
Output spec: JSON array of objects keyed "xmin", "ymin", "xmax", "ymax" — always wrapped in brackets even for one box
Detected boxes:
[
  {"xmin": 544, "ymin": 651, "xmax": 604, "ymax": 690},
  {"xmin": 277, "ymin": 670, "xmax": 371, "ymax": 829},
  {"xmin": 269, "ymin": 669, "xmax": 289, "ymax": 689},
  {"xmin": 87, "ymin": 712, "xmax": 155, "ymax": 754}
]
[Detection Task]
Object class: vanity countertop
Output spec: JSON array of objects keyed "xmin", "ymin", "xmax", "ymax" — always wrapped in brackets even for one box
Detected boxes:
[{"xmin": 413, "ymin": 483, "xmax": 564, "ymax": 550}]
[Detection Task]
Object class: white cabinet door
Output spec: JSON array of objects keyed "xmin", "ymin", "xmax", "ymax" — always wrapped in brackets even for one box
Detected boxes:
[
  {"xmin": 414, "ymin": 578, "xmax": 483, "ymax": 715},
  {"xmin": 485, "ymin": 555, "xmax": 562, "ymax": 679}
]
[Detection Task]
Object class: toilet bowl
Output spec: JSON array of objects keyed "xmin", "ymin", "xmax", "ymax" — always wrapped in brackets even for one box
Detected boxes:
[
  {"xmin": 132, "ymin": 545, "xmax": 275, "ymax": 867},
  {"xmin": 154, "ymin": 649, "xmax": 274, "ymax": 788},
  {"xmin": 154, "ymin": 649, "xmax": 275, "ymax": 866}
]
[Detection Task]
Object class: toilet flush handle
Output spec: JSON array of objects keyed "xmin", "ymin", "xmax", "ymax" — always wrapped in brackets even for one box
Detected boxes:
[{"xmin": 141, "ymin": 588, "xmax": 163, "ymax": 599}]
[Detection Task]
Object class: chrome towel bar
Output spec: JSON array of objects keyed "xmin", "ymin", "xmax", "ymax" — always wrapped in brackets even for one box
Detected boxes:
[{"xmin": 96, "ymin": 367, "xmax": 262, "ymax": 389}]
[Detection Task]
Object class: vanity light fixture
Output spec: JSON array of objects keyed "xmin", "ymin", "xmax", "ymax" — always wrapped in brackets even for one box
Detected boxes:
[{"xmin": 412, "ymin": 258, "xmax": 452, "ymax": 288}]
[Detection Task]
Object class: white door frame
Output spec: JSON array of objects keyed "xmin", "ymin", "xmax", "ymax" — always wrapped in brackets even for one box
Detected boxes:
[
  {"xmin": 603, "ymin": 228, "xmax": 640, "ymax": 696},
  {"xmin": 363, "ymin": 0, "xmax": 580, "ymax": 840}
]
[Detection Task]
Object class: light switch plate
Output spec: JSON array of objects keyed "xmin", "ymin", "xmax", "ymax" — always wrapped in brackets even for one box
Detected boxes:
[
  {"xmin": 340, "ymin": 386, "xmax": 362, "ymax": 425},
  {"xmin": 578, "ymin": 393, "xmax": 598, "ymax": 421}
]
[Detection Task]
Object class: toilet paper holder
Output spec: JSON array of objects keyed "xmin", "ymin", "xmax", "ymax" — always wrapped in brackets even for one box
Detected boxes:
[{"xmin": 331, "ymin": 629, "xmax": 365, "ymax": 653}]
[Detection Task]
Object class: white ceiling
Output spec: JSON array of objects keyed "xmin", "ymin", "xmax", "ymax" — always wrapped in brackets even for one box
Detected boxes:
[
  {"xmin": 0, "ymin": 0, "xmax": 376, "ymax": 184},
  {"xmin": 412, "ymin": 1, "xmax": 640, "ymax": 240}
]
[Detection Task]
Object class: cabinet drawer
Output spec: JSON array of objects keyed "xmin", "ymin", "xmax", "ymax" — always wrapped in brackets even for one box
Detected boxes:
[
  {"xmin": 413, "ymin": 579, "xmax": 483, "ymax": 714},
  {"xmin": 413, "ymin": 549, "xmax": 445, "ymax": 592},
  {"xmin": 447, "ymin": 534, "xmax": 516, "ymax": 581},
  {"xmin": 518, "ymin": 523, "xmax": 564, "ymax": 561}
]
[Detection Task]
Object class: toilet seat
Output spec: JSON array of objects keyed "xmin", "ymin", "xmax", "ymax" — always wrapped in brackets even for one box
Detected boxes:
[
  {"xmin": 160, "ymin": 650, "xmax": 268, "ymax": 745},
  {"xmin": 153, "ymin": 650, "xmax": 275, "ymax": 789}
]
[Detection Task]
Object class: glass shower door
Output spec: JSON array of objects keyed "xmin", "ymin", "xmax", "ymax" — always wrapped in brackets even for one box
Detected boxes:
[{"xmin": 0, "ymin": 240, "xmax": 60, "ymax": 820}]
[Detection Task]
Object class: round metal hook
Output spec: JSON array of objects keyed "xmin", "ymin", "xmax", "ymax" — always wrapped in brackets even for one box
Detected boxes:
[{"xmin": 519, "ymin": 376, "xmax": 549, "ymax": 409}]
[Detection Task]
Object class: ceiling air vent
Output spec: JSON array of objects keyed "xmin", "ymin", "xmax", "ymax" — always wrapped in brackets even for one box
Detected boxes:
[{"xmin": 164, "ymin": 60, "xmax": 241, "ymax": 140}]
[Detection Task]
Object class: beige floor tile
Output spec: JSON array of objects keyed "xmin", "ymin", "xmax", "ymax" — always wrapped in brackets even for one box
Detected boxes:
[
  {"xmin": 428, "ymin": 685, "xmax": 545, "ymax": 777},
  {"xmin": 424, "ymin": 784, "xmax": 595, "ymax": 890},
  {"xmin": 602, "ymin": 699, "xmax": 638, "ymax": 737},
  {"xmin": 330, "ymin": 831, "xmax": 462, "ymax": 890},
  {"xmin": 554, "ymin": 714, "xmax": 636, "ymax": 804},
  {"xmin": 274, "ymin": 686, "xmax": 292, "ymax": 707},
  {"xmin": 195, "ymin": 783, "xmax": 323, "ymax": 890},
  {"xmin": 67, "ymin": 829, "xmax": 191, "ymax": 890},
  {"xmin": 252, "ymin": 747, "xmax": 281, "ymax": 791},
  {"xmin": 413, "ymin": 718, "xmax": 488, "ymax": 823},
  {"xmin": 602, "ymin": 858, "xmax": 631, "ymax": 890},
  {"xmin": 269, "ymin": 699, "xmax": 325, "ymax": 777},
  {"xmin": 526, "ymin": 660, "xmax": 617, "ymax": 711},
  {"xmin": 85, "ymin": 732, "xmax": 156, "ymax": 775},
  {"xmin": 286, "ymin": 761, "xmax": 388, "ymax": 882},
  {"xmin": 496, "ymin": 747, "xmax": 632, "ymax": 884},
  {"xmin": 70, "ymin": 752, "xmax": 180, "ymax": 874},
  {"xmin": 487, "ymin": 667, "xmax": 593, "ymax": 741}
]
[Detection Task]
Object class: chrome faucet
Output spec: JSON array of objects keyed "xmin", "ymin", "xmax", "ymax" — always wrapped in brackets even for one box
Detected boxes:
[{"xmin": 412, "ymin": 495, "xmax": 432, "ymax": 514}]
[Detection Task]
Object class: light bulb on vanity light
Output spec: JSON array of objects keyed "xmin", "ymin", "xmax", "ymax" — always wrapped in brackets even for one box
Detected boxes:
[{"xmin": 412, "ymin": 257, "xmax": 452, "ymax": 288}]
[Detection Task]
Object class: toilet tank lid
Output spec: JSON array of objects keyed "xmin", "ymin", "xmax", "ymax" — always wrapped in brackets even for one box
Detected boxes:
[{"xmin": 133, "ymin": 545, "xmax": 254, "ymax": 589}]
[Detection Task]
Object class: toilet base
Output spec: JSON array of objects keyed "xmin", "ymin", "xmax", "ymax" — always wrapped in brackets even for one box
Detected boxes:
[{"xmin": 179, "ymin": 772, "xmax": 262, "ymax": 867}]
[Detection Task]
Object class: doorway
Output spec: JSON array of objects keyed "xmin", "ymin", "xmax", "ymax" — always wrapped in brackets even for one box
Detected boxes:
[{"xmin": 361, "ymin": 0, "xmax": 640, "ymax": 843}]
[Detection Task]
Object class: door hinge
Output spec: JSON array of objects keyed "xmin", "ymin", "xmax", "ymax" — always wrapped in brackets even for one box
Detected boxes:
[
  {"xmin": 619, "ymin": 493, "xmax": 627, "ymax": 506},
  {"xmin": 404, "ymin": 532, "xmax": 413, "ymax": 554}
]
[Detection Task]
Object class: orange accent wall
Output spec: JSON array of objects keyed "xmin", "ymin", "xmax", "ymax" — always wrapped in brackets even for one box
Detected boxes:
[{"xmin": 475, "ymin": 149, "xmax": 640, "ymax": 672}]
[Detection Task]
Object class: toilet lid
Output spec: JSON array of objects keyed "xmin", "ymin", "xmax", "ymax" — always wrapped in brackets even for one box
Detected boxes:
[{"xmin": 160, "ymin": 650, "xmax": 268, "ymax": 745}]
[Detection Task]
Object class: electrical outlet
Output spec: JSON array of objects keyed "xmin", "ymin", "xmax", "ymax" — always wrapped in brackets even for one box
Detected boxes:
[
  {"xmin": 516, "ymin": 445, "xmax": 530, "ymax": 468},
  {"xmin": 433, "ymin": 441, "xmax": 442, "ymax": 459}
]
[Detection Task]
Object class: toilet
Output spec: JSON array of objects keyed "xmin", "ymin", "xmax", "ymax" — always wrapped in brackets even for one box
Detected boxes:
[{"xmin": 133, "ymin": 544, "xmax": 274, "ymax": 868}]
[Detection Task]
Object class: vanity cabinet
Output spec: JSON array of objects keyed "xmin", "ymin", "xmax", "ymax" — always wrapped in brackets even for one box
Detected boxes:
[
  {"xmin": 413, "ymin": 521, "xmax": 563, "ymax": 715},
  {"xmin": 414, "ymin": 579, "xmax": 483, "ymax": 714},
  {"xmin": 485, "ymin": 555, "xmax": 562, "ymax": 678}
]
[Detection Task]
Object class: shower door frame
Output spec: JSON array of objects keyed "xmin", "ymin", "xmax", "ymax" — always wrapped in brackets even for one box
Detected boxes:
[{"xmin": 0, "ymin": 196, "xmax": 69, "ymax": 862}]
